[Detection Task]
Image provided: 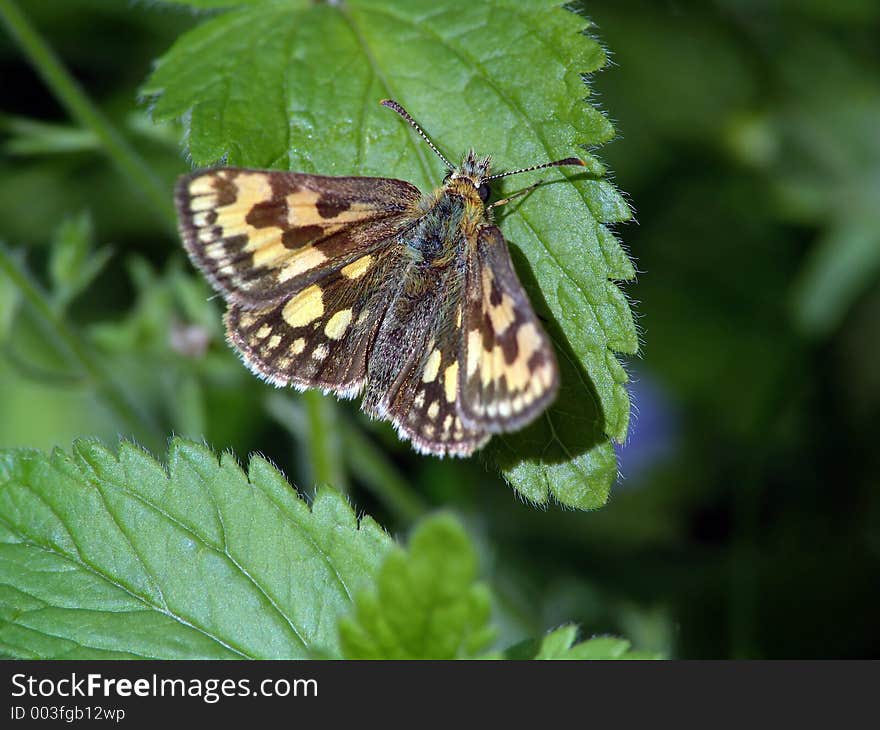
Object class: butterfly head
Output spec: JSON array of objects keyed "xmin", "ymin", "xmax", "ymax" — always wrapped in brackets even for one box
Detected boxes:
[
  {"xmin": 380, "ymin": 98, "xmax": 586, "ymax": 206},
  {"xmin": 446, "ymin": 149, "xmax": 493, "ymax": 203}
]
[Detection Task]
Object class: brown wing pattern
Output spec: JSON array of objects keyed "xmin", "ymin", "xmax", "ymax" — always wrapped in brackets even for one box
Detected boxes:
[
  {"xmin": 225, "ymin": 247, "xmax": 407, "ymax": 397},
  {"xmin": 458, "ymin": 226, "xmax": 559, "ymax": 432},
  {"xmin": 175, "ymin": 168, "xmax": 422, "ymax": 306},
  {"xmin": 363, "ymin": 258, "xmax": 488, "ymax": 457}
]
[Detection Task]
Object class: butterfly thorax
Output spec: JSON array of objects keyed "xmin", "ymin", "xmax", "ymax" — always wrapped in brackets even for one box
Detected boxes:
[{"xmin": 403, "ymin": 153, "xmax": 491, "ymax": 274}]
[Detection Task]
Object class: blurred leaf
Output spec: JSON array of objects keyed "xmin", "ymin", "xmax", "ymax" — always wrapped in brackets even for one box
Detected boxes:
[
  {"xmin": 790, "ymin": 221, "xmax": 880, "ymax": 337},
  {"xmin": 581, "ymin": 1, "xmax": 754, "ymax": 185},
  {"xmin": 0, "ymin": 251, "xmax": 22, "ymax": 344},
  {"xmin": 0, "ymin": 438, "xmax": 393, "ymax": 658},
  {"xmin": 727, "ymin": 30, "xmax": 880, "ymax": 338},
  {"xmin": 535, "ymin": 623, "xmax": 658, "ymax": 659},
  {"xmin": 0, "ymin": 114, "xmax": 99, "ymax": 156},
  {"xmin": 142, "ymin": 0, "xmax": 637, "ymax": 508},
  {"xmin": 158, "ymin": 0, "xmax": 262, "ymax": 8},
  {"xmin": 48, "ymin": 212, "xmax": 112, "ymax": 311},
  {"xmin": 0, "ymin": 243, "xmax": 158, "ymax": 446},
  {"xmin": 84, "ymin": 256, "xmax": 263, "ymax": 447},
  {"xmin": 89, "ymin": 257, "xmax": 222, "ymax": 354},
  {"xmin": 339, "ymin": 513, "xmax": 496, "ymax": 659}
]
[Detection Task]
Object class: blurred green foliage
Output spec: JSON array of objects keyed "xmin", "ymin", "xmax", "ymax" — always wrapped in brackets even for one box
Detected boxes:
[{"xmin": 0, "ymin": 0, "xmax": 878, "ymax": 658}]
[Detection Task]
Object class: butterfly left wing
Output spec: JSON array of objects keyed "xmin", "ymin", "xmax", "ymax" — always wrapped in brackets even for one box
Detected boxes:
[
  {"xmin": 177, "ymin": 166, "xmax": 423, "ymax": 399},
  {"xmin": 458, "ymin": 225, "xmax": 559, "ymax": 432},
  {"xmin": 175, "ymin": 167, "xmax": 422, "ymax": 306},
  {"xmin": 225, "ymin": 245, "xmax": 407, "ymax": 395}
]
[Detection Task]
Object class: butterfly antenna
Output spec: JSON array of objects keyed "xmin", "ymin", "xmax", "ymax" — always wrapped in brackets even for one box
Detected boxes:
[
  {"xmin": 380, "ymin": 99, "xmax": 455, "ymax": 170},
  {"xmin": 485, "ymin": 157, "xmax": 586, "ymax": 181}
]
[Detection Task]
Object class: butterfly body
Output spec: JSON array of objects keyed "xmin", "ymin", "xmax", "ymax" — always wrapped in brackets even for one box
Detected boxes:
[{"xmin": 176, "ymin": 102, "xmax": 582, "ymax": 456}]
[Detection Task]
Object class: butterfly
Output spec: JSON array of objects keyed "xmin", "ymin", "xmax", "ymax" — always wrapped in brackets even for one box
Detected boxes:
[{"xmin": 175, "ymin": 99, "xmax": 585, "ymax": 457}]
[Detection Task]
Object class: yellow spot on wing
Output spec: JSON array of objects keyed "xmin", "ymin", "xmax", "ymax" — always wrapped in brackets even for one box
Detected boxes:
[
  {"xmin": 324, "ymin": 309, "xmax": 353, "ymax": 340},
  {"xmin": 278, "ymin": 245, "xmax": 328, "ymax": 282},
  {"xmin": 234, "ymin": 172, "xmax": 274, "ymax": 211},
  {"xmin": 188, "ymin": 195, "xmax": 216, "ymax": 212},
  {"xmin": 466, "ymin": 330, "xmax": 481, "ymax": 377},
  {"xmin": 427, "ymin": 401, "xmax": 440, "ymax": 419},
  {"xmin": 422, "ymin": 349, "xmax": 442, "ymax": 383},
  {"xmin": 282, "ymin": 285, "xmax": 324, "ymax": 328},
  {"xmin": 444, "ymin": 362, "xmax": 458, "ymax": 403},
  {"xmin": 242, "ymin": 229, "xmax": 286, "ymax": 259},
  {"xmin": 341, "ymin": 255, "xmax": 374, "ymax": 279},
  {"xmin": 286, "ymin": 190, "xmax": 378, "ymax": 227},
  {"xmin": 291, "ymin": 338, "xmax": 306, "ymax": 354},
  {"xmin": 517, "ymin": 322, "xmax": 542, "ymax": 362},
  {"xmin": 481, "ymin": 346, "xmax": 501, "ymax": 387},
  {"xmin": 189, "ymin": 176, "xmax": 215, "ymax": 196},
  {"xmin": 504, "ymin": 347, "xmax": 531, "ymax": 391},
  {"xmin": 487, "ymin": 293, "xmax": 516, "ymax": 334}
]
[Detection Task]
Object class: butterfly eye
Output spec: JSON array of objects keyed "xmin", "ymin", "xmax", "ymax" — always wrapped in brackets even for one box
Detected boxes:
[{"xmin": 477, "ymin": 182, "xmax": 491, "ymax": 202}]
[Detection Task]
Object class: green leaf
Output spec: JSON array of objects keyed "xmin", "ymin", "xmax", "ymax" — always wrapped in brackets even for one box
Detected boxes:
[
  {"xmin": 535, "ymin": 624, "xmax": 658, "ymax": 660},
  {"xmin": 789, "ymin": 221, "xmax": 880, "ymax": 337},
  {"xmin": 0, "ymin": 443, "xmax": 653, "ymax": 660},
  {"xmin": 0, "ymin": 114, "xmax": 99, "ymax": 156},
  {"xmin": 143, "ymin": 0, "xmax": 637, "ymax": 508},
  {"xmin": 339, "ymin": 514, "xmax": 496, "ymax": 659},
  {"xmin": 0, "ymin": 251, "xmax": 22, "ymax": 344},
  {"xmin": 0, "ymin": 439, "xmax": 392, "ymax": 658},
  {"xmin": 48, "ymin": 212, "xmax": 112, "ymax": 311}
]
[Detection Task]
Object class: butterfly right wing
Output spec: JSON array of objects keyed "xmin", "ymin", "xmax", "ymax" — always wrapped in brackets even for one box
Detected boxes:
[{"xmin": 458, "ymin": 225, "xmax": 559, "ymax": 432}]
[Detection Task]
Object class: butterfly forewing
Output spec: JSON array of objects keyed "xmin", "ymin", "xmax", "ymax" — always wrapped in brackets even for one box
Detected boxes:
[
  {"xmin": 176, "ymin": 168, "xmax": 422, "ymax": 306},
  {"xmin": 459, "ymin": 226, "xmax": 559, "ymax": 432}
]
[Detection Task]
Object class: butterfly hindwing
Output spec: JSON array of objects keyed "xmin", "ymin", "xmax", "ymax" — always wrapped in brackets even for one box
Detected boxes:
[
  {"xmin": 226, "ymin": 246, "xmax": 407, "ymax": 396},
  {"xmin": 361, "ymin": 254, "xmax": 488, "ymax": 457},
  {"xmin": 459, "ymin": 225, "xmax": 559, "ymax": 432},
  {"xmin": 175, "ymin": 168, "xmax": 422, "ymax": 306}
]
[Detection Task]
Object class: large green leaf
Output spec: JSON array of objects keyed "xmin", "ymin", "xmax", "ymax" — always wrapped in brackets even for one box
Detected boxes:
[
  {"xmin": 145, "ymin": 0, "xmax": 637, "ymax": 509},
  {"xmin": 0, "ymin": 440, "xmax": 655, "ymax": 660},
  {"xmin": 0, "ymin": 439, "xmax": 392, "ymax": 658}
]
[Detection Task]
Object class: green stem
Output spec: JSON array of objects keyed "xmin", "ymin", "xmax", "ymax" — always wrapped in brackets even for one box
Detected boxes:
[
  {"xmin": 340, "ymin": 415, "xmax": 428, "ymax": 523},
  {"xmin": 0, "ymin": 246, "xmax": 160, "ymax": 447},
  {"xmin": 0, "ymin": 0, "xmax": 176, "ymax": 233},
  {"xmin": 302, "ymin": 390, "xmax": 348, "ymax": 491},
  {"xmin": 266, "ymin": 393, "xmax": 427, "ymax": 522}
]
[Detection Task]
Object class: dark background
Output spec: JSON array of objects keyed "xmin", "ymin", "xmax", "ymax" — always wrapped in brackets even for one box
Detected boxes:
[{"xmin": 1, "ymin": 0, "xmax": 878, "ymax": 658}]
